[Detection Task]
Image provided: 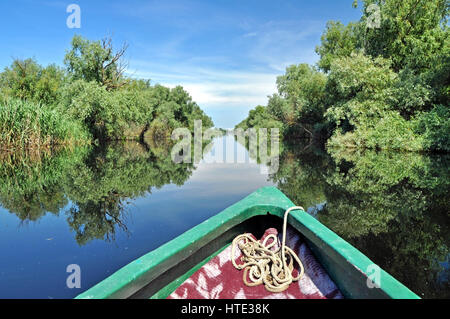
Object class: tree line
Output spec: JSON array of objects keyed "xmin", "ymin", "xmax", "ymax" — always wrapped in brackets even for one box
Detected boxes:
[
  {"xmin": 0, "ymin": 35, "xmax": 213, "ymax": 151},
  {"xmin": 237, "ymin": 0, "xmax": 449, "ymax": 152}
]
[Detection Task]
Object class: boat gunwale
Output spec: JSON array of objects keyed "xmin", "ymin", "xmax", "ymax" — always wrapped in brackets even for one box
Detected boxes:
[{"xmin": 75, "ymin": 186, "xmax": 420, "ymax": 300}]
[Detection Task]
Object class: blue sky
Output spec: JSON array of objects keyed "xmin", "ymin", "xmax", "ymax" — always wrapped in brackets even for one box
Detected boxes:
[{"xmin": 0, "ymin": 0, "xmax": 363, "ymax": 127}]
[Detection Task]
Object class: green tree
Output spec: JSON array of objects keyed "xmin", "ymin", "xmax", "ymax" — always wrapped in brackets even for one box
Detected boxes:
[
  {"xmin": 238, "ymin": 0, "xmax": 449, "ymax": 152},
  {"xmin": 236, "ymin": 105, "xmax": 283, "ymax": 132},
  {"xmin": 0, "ymin": 59, "xmax": 41, "ymax": 101},
  {"xmin": 316, "ymin": 21, "xmax": 360, "ymax": 73},
  {"xmin": 356, "ymin": 0, "xmax": 449, "ymax": 73},
  {"xmin": 64, "ymin": 35, "xmax": 129, "ymax": 90},
  {"xmin": 0, "ymin": 59, "xmax": 66, "ymax": 105},
  {"xmin": 275, "ymin": 64, "xmax": 327, "ymax": 128}
]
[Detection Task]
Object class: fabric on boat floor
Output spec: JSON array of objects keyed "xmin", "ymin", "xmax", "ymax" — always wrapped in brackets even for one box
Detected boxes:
[{"xmin": 167, "ymin": 226, "xmax": 344, "ymax": 299}]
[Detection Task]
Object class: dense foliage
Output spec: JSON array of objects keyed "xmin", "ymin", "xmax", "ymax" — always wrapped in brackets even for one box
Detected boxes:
[
  {"xmin": 0, "ymin": 35, "xmax": 213, "ymax": 148},
  {"xmin": 0, "ymin": 99, "xmax": 88, "ymax": 151},
  {"xmin": 237, "ymin": 0, "xmax": 449, "ymax": 152}
]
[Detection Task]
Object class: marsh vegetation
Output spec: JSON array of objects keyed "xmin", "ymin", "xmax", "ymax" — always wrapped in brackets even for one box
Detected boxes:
[
  {"xmin": 237, "ymin": 0, "xmax": 449, "ymax": 153},
  {"xmin": 0, "ymin": 35, "xmax": 213, "ymax": 151}
]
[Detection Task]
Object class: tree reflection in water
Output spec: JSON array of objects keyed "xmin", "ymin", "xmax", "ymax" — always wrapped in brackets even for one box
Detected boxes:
[
  {"xmin": 268, "ymin": 141, "xmax": 449, "ymax": 298},
  {"xmin": 0, "ymin": 137, "xmax": 448, "ymax": 298},
  {"xmin": 0, "ymin": 140, "xmax": 197, "ymax": 245}
]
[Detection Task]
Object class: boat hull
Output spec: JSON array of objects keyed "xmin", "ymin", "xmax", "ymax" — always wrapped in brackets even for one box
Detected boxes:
[{"xmin": 76, "ymin": 187, "xmax": 419, "ymax": 299}]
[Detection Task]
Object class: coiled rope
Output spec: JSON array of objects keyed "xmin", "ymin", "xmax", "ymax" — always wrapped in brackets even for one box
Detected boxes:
[{"xmin": 231, "ymin": 207, "xmax": 305, "ymax": 293}]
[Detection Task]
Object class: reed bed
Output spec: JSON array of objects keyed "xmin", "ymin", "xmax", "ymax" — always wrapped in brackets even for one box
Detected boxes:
[{"xmin": 0, "ymin": 98, "xmax": 89, "ymax": 151}]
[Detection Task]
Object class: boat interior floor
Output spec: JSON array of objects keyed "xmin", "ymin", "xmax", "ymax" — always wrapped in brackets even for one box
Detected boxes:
[{"xmin": 164, "ymin": 224, "xmax": 343, "ymax": 299}]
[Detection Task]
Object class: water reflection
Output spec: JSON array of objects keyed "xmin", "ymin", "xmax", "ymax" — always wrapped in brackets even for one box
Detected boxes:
[
  {"xmin": 0, "ymin": 141, "xmax": 196, "ymax": 245},
  {"xmin": 266, "ymin": 142, "xmax": 450, "ymax": 299},
  {"xmin": 0, "ymin": 136, "xmax": 448, "ymax": 298},
  {"xmin": 0, "ymin": 135, "xmax": 276, "ymax": 299}
]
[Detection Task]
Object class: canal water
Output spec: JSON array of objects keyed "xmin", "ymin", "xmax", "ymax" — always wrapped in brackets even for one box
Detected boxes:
[{"xmin": 0, "ymin": 135, "xmax": 448, "ymax": 298}]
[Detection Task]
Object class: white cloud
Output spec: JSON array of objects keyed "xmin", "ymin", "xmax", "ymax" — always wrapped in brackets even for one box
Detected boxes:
[
  {"xmin": 243, "ymin": 32, "xmax": 258, "ymax": 38},
  {"xmin": 126, "ymin": 61, "xmax": 278, "ymax": 108},
  {"xmin": 181, "ymin": 81, "xmax": 276, "ymax": 107},
  {"xmin": 120, "ymin": 15, "xmax": 324, "ymax": 117},
  {"xmin": 242, "ymin": 20, "xmax": 322, "ymax": 69}
]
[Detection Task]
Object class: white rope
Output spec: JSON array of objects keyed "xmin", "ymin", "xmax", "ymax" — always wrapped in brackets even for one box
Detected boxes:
[{"xmin": 231, "ymin": 206, "xmax": 305, "ymax": 293}]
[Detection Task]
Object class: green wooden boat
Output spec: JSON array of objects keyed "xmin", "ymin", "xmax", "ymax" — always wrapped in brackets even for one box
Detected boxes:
[{"xmin": 76, "ymin": 187, "xmax": 420, "ymax": 299}]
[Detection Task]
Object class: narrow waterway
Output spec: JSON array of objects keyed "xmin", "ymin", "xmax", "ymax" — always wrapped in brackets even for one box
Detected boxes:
[{"xmin": 0, "ymin": 135, "xmax": 448, "ymax": 298}]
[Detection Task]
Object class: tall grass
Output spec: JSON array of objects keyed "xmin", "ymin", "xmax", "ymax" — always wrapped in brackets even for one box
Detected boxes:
[{"xmin": 0, "ymin": 98, "xmax": 89, "ymax": 151}]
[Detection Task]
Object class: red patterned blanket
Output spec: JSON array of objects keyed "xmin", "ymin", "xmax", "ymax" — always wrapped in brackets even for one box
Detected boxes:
[{"xmin": 168, "ymin": 226, "xmax": 343, "ymax": 299}]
